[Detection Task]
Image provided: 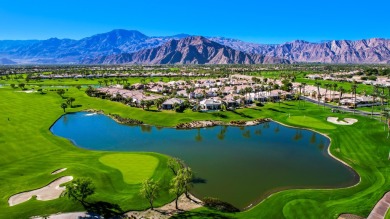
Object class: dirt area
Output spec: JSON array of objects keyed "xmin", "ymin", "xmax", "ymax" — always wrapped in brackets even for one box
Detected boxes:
[
  {"xmin": 327, "ymin": 117, "xmax": 358, "ymax": 125},
  {"xmin": 33, "ymin": 194, "xmax": 202, "ymax": 219},
  {"xmin": 8, "ymin": 176, "xmax": 73, "ymax": 206},
  {"xmin": 176, "ymin": 118, "xmax": 271, "ymax": 129},
  {"xmin": 126, "ymin": 194, "xmax": 202, "ymax": 219}
]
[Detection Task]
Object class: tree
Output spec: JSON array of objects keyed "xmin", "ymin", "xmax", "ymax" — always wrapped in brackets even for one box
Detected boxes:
[
  {"xmin": 57, "ymin": 89, "xmax": 65, "ymax": 98},
  {"xmin": 145, "ymin": 100, "xmax": 153, "ymax": 110},
  {"xmin": 177, "ymin": 167, "xmax": 193, "ymax": 200},
  {"xmin": 332, "ymin": 83, "xmax": 338, "ymax": 102},
  {"xmin": 67, "ymin": 97, "xmax": 75, "ymax": 107},
  {"xmin": 314, "ymin": 81, "xmax": 321, "ymax": 106},
  {"xmin": 170, "ymin": 172, "xmax": 186, "ymax": 210},
  {"xmin": 62, "ymin": 178, "xmax": 95, "ymax": 204},
  {"xmin": 18, "ymin": 83, "xmax": 25, "ymax": 90},
  {"xmin": 76, "ymin": 85, "xmax": 82, "ymax": 90},
  {"xmin": 351, "ymin": 82, "xmax": 358, "ymax": 114},
  {"xmin": 140, "ymin": 179, "xmax": 159, "ymax": 210},
  {"xmin": 140, "ymin": 100, "xmax": 146, "ymax": 109},
  {"xmin": 372, "ymin": 85, "xmax": 379, "ymax": 117},
  {"xmin": 167, "ymin": 157, "xmax": 181, "ymax": 175},
  {"xmin": 61, "ymin": 103, "xmax": 68, "ymax": 112},
  {"xmin": 10, "ymin": 84, "xmax": 16, "ymax": 89},
  {"xmin": 338, "ymin": 86, "xmax": 345, "ymax": 106}
]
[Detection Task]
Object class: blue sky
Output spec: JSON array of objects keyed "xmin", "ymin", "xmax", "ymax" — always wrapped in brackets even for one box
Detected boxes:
[{"xmin": 1, "ymin": 0, "xmax": 389, "ymax": 43}]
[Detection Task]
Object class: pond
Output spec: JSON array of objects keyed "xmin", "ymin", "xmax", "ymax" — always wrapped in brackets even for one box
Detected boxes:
[{"xmin": 50, "ymin": 112, "xmax": 358, "ymax": 209}]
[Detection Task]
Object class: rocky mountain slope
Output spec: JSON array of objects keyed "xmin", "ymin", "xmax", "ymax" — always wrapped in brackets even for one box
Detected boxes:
[
  {"xmin": 0, "ymin": 29, "xmax": 389, "ymax": 64},
  {"xmin": 0, "ymin": 58, "xmax": 17, "ymax": 65},
  {"xmin": 82, "ymin": 36, "xmax": 289, "ymax": 65},
  {"xmin": 0, "ymin": 30, "xmax": 189, "ymax": 63},
  {"xmin": 210, "ymin": 37, "xmax": 390, "ymax": 64}
]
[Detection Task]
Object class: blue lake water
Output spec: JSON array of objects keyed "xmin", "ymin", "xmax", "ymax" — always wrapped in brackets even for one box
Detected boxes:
[{"xmin": 50, "ymin": 112, "xmax": 358, "ymax": 209}]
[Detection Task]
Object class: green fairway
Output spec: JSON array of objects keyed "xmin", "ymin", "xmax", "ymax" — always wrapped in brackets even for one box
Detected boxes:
[
  {"xmin": 385, "ymin": 209, "xmax": 390, "ymax": 219},
  {"xmin": 0, "ymin": 84, "xmax": 389, "ymax": 219},
  {"xmin": 286, "ymin": 115, "xmax": 336, "ymax": 130},
  {"xmin": 99, "ymin": 154, "xmax": 159, "ymax": 184}
]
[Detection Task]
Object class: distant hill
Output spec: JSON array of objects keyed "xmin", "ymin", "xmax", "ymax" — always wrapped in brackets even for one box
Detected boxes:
[
  {"xmin": 0, "ymin": 29, "xmax": 389, "ymax": 64},
  {"xmin": 0, "ymin": 58, "xmax": 17, "ymax": 65},
  {"xmin": 82, "ymin": 36, "xmax": 289, "ymax": 65}
]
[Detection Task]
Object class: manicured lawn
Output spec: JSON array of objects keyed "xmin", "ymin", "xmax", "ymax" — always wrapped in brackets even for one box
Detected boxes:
[
  {"xmin": 0, "ymin": 76, "xmax": 206, "ymax": 87},
  {"xmin": 99, "ymin": 154, "xmax": 159, "ymax": 184},
  {"xmin": 385, "ymin": 208, "xmax": 390, "ymax": 219},
  {"xmin": 0, "ymin": 84, "xmax": 389, "ymax": 219},
  {"xmin": 296, "ymin": 78, "xmax": 376, "ymax": 94},
  {"xmin": 0, "ymin": 87, "xmax": 174, "ymax": 218},
  {"xmin": 286, "ymin": 115, "xmax": 336, "ymax": 130}
]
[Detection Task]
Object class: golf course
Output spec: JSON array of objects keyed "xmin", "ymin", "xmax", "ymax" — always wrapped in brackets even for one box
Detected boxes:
[{"xmin": 0, "ymin": 84, "xmax": 389, "ymax": 219}]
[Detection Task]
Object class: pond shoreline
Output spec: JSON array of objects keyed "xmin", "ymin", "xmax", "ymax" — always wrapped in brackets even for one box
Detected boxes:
[
  {"xmin": 53, "ymin": 110, "xmax": 359, "ymax": 211},
  {"xmin": 84, "ymin": 109, "xmax": 272, "ymax": 129}
]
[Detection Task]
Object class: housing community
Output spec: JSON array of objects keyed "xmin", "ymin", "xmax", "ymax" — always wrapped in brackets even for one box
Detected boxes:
[{"xmin": 80, "ymin": 72, "xmax": 390, "ymax": 111}]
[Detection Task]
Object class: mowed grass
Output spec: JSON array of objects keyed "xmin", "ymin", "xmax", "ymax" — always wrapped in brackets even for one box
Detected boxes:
[
  {"xmin": 286, "ymin": 116, "xmax": 336, "ymax": 130},
  {"xmin": 385, "ymin": 209, "xmax": 390, "ymax": 219},
  {"xmin": 0, "ymin": 84, "xmax": 390, "ymax": 219},
  {"xmin": 0, "ymin": 88, "xmax": 175, "ymax": 218},
  {"xmin": 99, "ymin": 154, "xmax": 159, "ymax": 184}
]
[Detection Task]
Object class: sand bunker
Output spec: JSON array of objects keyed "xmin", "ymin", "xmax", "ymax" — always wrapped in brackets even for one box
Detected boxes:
[
  {"xmin": 327, "ymin": 117, "xmax": 358, "ymax": 125},
  {"xmin": 16, "ymin": 90, "xmax": 36, "ymax": 93},
  {"xmin": 8, "ymin": 176, "xmax": 73, "ymax": 206},
  {"xmin": 51, "ymin": 168, "xmax": 67, "ymax": 175}
]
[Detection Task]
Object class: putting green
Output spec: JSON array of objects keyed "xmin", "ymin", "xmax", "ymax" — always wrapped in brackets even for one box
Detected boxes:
[
  {"xmin": 99, "ymin": 154, "xmax": 159, "ymax": 184},
  {"xmin": 287, "ymin": 116, "xmax": 336, "ymax": 130}
]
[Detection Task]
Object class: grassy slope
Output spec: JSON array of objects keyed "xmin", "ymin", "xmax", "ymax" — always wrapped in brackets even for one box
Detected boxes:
[
  {"xmin": 0, "ymin": 88, "xmax": 174, "ymax": 218},
  {"xmin": 0, "ymin": 85, "xmax": 389, "ymax": 219},
  {"xmin": 99, "ymin": 154, "xmax": 159, "ymax": 184}
]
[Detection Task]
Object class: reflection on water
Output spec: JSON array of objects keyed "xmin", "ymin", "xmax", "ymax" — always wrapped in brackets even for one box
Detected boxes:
[{"xmin": 51, "ymin": 112, "xmax": 358, "ymax": 209}]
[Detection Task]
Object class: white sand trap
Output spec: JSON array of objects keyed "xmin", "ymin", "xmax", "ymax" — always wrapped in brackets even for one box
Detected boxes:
[
  {"xmin": 51, "ymin": 168, "xmax": 67, "ymax": 175},
  {"xmin": 16, "ymin": 90, "xmax": 36, "ymax": 93},
  {"xmin": 8, "ymin": 176, "xmax": 73, "ymax": 206},
  {"xmin": 327, "ymin": 117, "xmax": 358, "ymax": 125},
  {"xmin": 33, "ymin": 212, "xmax": 88, "ymax": 219}
]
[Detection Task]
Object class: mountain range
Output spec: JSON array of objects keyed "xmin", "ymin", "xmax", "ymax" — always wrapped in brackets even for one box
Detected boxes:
[{"xmin": 0, "ymin": 29, "xmax": 389, "ymax": 65}]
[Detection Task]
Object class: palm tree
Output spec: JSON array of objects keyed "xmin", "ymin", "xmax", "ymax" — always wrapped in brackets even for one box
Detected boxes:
[
  {"xmin": 338, "ymin": 86, "xmax": 345, "ymax": 106},
  {"xmin": 324, "ymin": 83, "xmax": 331, "ymax": 109},
  {"xmin": 351, "ymin": 83, "xmax": 358, "ymax": 114},
  {"xmin": 372, "ymin": 85, "xmax": 380, "ymax": 118},
  {"xmin": 302, "ymin": 82, "xmax": 307, "ymax": 106},
  {"xmin": 314, "ymin": 81, "xmax": 321, "ymax": 106},
  {"xmin": 332, "ymin": 83, "xmax": 338, "ymax": 102}
]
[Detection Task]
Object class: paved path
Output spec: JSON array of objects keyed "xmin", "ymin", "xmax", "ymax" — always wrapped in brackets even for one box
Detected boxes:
[{"xmin": 367, "ymin": 192, "xmax": 390, "ymax": 219}]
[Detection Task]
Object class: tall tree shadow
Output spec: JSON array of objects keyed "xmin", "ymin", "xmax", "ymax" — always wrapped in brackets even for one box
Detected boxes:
[
  {"xmin": 83, "ymin": 201, "xmax": 124, "ymax": 218},
  {"xmin": 230, "ymin": 110, "xmax": 253, "ymax": 118},
  {"xmin": 171, "ymin": 211, "xmax": 236, "ymax": 219}
]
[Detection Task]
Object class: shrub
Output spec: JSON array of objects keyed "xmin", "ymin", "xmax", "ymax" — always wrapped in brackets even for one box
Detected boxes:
[{"xmin": 368, "ymin": 76, "xmax": 377, "ymax": 81}]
